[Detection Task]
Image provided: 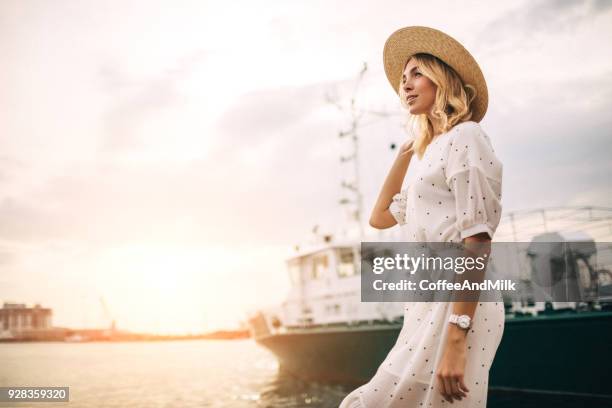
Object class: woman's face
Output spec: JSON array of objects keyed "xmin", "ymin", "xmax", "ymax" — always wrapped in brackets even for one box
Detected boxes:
[{"xmin": 402, "ymin": 58, "xmax": 437, "ymax": 116}]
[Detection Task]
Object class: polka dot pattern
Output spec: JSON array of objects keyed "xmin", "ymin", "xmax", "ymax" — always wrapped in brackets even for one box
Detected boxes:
[
  {"xmin": 388, "ymin": 121, "xmax": 503, "ymax": 243},
  {"xmin": 340, "ymin": 121, "xmax": 506, "ymax": 408},
  {"xmin": 339, "ymin": 302, "xmax": 505, "ymax": 408}
]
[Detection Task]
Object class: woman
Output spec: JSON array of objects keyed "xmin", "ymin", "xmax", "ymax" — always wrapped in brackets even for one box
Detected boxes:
[{"xmin": 339, "ymin": 27, "xmax": 504, "ymax": 407}]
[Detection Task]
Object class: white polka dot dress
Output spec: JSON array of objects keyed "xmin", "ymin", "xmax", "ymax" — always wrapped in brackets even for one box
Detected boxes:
[{"xmin": 339, "ymin": 121, "xmax": 505, "ymax": 408}]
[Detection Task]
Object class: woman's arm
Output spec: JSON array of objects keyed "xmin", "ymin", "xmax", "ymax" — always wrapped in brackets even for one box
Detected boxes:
[
  {"xmin": 448, "ymin": 232, "xmax": 491, "ymax": 338},
  {"xmin": 369, "ymin": 140, "xmax": 414, "ymax": 229},
  {"xmin": 437, "ymin": 232, "xmax": 492, "ymax": 403}
]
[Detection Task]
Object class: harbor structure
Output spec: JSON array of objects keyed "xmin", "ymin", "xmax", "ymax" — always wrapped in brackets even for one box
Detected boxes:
[{"xmin": 0, "ymin": 302, "xmax": 52, "ymax": 335}]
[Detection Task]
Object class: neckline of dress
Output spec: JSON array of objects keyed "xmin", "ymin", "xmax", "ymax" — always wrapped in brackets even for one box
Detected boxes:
[
  {"xmin": 430, "ymin": 129, "xmax": 453, "ymax": 146},
  {"xmin": 434, "ymin": 121, "xmax": 477, "ymax": 140}
]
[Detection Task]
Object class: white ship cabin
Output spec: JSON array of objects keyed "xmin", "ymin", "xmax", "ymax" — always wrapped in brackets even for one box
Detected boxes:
[{"xmin": 262, "ymin": 240, "xmax": 405, "ymax": 332}]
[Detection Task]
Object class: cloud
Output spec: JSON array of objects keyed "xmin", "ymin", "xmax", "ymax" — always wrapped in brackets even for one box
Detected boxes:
[
  {"xmin": 0, "ymin": 248, "xmax": 15, "ymax": 266},
  {"xmin": 98, "ymin": 50, "xmax": 210, "ymax": 152},
  {"xmin": 1, "ymin": 0, "xmax": 611, "ymax": 333},
  {"xmin": 210, "ymin": 78, "xmax": 356, "ymax": 164},
  {"xmin": 475, "ymin": 0, "xmax": 612, "ymax": 55},
  {"xmin": 0, "ymin": 156, "xmax": 26, "ymax": 184},
  {"xmin": 101, "ymin": 75, "xmax": 183, "ymax": 151},
  {"xmin": 0, "ymin": 197, "xmax": 60, "ymax": 242},
  {"xmin": 567, "ymin": 186, "xmax": 612, "ymax": 206},
  {"xmin": 0, "ymin": 80, "xmax": 353, "ymax": 255},
  {"xmin": 214, "ymin": 82, "xmax": 332, "ymax": 138}
]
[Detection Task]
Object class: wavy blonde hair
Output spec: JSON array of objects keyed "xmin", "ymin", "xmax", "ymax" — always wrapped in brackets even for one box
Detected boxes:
[{"xmin": 398, "ymin": 53, "xmax": 477, "ymax": 159}]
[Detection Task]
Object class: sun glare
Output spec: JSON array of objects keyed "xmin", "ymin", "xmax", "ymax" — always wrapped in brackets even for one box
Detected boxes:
[{"xmin": 97, "ymin": 243, "xmax": 244, "ymax": 334}]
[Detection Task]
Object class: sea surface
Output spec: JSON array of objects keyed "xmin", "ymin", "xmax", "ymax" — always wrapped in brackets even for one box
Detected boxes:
[{"xmin": 0, "ymin": 340, "xmax": 608, "ymax": 408}]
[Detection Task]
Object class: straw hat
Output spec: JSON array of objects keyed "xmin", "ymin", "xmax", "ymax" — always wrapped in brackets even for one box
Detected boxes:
[{"xmin": 383, "ymin": 26, "xmax": 488, "ymax": 122}]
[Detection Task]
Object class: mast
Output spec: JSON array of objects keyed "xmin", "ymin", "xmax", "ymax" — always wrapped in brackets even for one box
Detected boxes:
[{"xmin": 327, "ymin": 62, "xmax": 400, "ymax": 239}]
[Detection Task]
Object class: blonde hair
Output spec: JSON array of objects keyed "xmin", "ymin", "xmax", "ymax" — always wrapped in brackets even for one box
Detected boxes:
[{"xmin": 398, "ymin": 53, "xmax": 477, "ymax": 159}]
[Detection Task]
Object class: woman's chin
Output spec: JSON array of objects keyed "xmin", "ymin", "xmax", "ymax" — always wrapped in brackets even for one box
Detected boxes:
[{"xmin": 408, "ymin": 106, "xmax": 422, "ymax": 115}]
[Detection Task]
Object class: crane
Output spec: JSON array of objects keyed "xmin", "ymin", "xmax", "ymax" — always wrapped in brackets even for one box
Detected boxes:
[{"xmin": 99, "ymin": 297, "xmax": 116, "ymax": 333}]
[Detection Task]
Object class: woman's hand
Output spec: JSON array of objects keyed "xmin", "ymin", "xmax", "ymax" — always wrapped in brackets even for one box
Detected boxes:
[
  {"xmin": 369, "ymin": 138, "xmax": 414, "ymax": 229},
  {"xmin": 398, "ymin": 138, "xmax": 415, "ymax": 158},
  {"xmin": 436, "ymin": 330, "xmax": 469, "ymax": 403}
]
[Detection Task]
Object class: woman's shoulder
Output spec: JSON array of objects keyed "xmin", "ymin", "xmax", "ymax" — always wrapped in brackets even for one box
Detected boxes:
[
  {"xmin": 444, "ymin": 120, "xmax": 502, "ymax": 179},
  {"xmin": 449, "ymin": 120, "xmax": 482, "ymax": 135},
  {"xmin": 448, "ymin": 120, "xmax": 491, "ymax": 147}
]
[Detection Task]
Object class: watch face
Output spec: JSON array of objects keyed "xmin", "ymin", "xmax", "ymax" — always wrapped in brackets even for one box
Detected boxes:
[{"xmin": 458, "ymin": 316, "xmax": 470, "ymax": 329}]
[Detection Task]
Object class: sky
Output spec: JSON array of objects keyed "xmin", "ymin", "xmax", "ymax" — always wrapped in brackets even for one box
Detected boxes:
[{"xmin": 1, "ymin": 0, "xmax": 611, "ymax": 334}]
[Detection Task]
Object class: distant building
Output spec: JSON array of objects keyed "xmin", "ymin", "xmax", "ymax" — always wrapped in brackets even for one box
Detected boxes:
[{"xmin": 0, "ymin": 302, "xmax": 52, "ymax": 332}]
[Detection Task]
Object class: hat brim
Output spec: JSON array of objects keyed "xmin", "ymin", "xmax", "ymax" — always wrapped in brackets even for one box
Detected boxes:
[{"xmin": 383, "ymin": 26, "xmax": 488, "ymax": 123}]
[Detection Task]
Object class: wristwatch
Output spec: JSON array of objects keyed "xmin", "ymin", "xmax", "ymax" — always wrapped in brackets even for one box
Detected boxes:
[{"xmin": 448, "ymin": 314, "xmax": 471, "ymax": 329}]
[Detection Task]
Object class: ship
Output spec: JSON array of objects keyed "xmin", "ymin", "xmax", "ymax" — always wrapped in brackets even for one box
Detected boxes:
[
  {"xmin": 248, "ymin": 72, "xmax": 612, "ymax": 400},
  {"xmin": 247, "ymin": 207, "xmax": 612, "ymax": 400}
]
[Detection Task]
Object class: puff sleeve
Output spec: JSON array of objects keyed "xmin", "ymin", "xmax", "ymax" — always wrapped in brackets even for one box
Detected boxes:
[
  {"xmin": 444, "ymin": 122, "xmax": 503, "ymax": 240},
  {"xmin": 389, "ymin": 189, "xmax": 408, "ymax": 226}
]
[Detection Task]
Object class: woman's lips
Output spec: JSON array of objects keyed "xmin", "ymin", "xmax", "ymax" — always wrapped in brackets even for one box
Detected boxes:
[{"xmin": 407, "ymin": 95, "xmax": 418, "ymax": 104}]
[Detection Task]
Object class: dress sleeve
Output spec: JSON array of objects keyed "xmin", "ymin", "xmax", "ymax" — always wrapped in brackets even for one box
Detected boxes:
[
  {"xmin": 389, "ymin": 189, "xmax": 407, "ymax": 226},
  {"xmin": 444, "ymin": 122, "xmax": 503, "ymax": 240}
]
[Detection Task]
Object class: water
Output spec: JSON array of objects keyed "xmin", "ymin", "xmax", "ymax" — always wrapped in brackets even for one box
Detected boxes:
[
  {"xmin": 1, "ymin": 340, "xmax": 610, "ymax": 408},
  {"xmin": 0, "ymin": 340, "xmax": 347, "ymax": 407}
]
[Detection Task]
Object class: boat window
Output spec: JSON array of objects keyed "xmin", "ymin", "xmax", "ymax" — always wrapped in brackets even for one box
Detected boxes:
[
  {"xmin": 338, "ymin": 248, "xmax": 357, "ymax": 277},
  {"xmin": 325, "ymin": 304, "xmax": 341, "ymax": 315},
  {"xmin": 311, "ymin": 254, "xmax": 328, "ymax": 280}
]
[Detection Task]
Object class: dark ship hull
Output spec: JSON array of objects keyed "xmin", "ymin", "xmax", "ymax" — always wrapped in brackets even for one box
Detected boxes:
[{"xmin": 254, "ymin": 311, "xmax": 612, "ymax": 398}]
